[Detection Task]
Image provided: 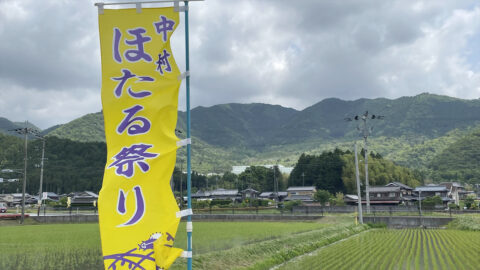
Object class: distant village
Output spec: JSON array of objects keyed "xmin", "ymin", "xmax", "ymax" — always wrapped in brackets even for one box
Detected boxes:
[{"xmin": 1, "ymin": 164, "xmax": 479, "ymax": 210}]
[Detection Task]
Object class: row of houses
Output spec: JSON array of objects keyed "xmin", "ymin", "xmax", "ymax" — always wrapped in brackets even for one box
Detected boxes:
[
  {"xmin": 190, "ymin": 187, "xmax": 310, "ymax": 202},
  {"xmin": 0, "ymin": 191, "xmax": 98, "ymax": 207},
  {"xmin": 344, "ymin": 182, "xmax": 477, "ymax": 207},
  {"xmin": 190, "ymin": 181, "xmax": 478, "ymax": 207},
  {"xmin": 2, "ymin": 182, "xmax": 475, "ymax": 208}
]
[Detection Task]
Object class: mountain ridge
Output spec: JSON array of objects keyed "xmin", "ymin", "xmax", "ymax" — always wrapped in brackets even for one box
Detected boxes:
[{"xmin": 3, "ymin": 93, "xmax": 480, "ymax": 178}]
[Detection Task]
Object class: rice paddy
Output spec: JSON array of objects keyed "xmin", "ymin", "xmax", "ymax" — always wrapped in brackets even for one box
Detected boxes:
[
  {"xmin": 2, "ymin": 218, "xmax": 478, "ymax": 270},
  {"xmin": 277, "ymin": 229, "xmax": 480, "ymax": 270}
]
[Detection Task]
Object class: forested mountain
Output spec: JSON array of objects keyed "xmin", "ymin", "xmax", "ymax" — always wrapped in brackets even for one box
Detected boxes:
[
  {"xmin": 47, "ymin": 112, "xmax": 105, "ymax": 142},
  {"xmin": 288, "ymin": 149, "xmax": 422, "ymax": 194},
  {"xmin": 0, "ymin": 134, "xmax": 106, "ymax": 195},
  {"xmin": 178, "ymin": 103, "xmax": 298, "ymax": 148},
  {"xmin": 0, "ymin": 117, "xmax": 26, "ymax": 135},
  {"xmin": 46, "ymin": 93, "xmax": 480, "ymax": 148},
  {"xmin": 0, "ymin": 118, "xmax": 43, "ymax": 139},
  {"xmin": 429, "ymin": 129, "xmax": 480, "ymax": 185},
  {"xmin": 2, "ymin": 93, "xmax": 480, "ymax": 185}
]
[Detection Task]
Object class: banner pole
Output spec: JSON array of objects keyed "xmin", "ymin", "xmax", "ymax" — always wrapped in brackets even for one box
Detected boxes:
[{"xmin": 184, "ymin": 1, "xmax": 193, "ymax": 270}]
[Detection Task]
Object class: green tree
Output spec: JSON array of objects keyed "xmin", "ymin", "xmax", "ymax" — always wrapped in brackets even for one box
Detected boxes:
[
  {"xmin": 333, "ymin": 192, "xmax": 345, "ymax": 206},
  {"xmin": 314, "ymin": 189, "xmax": 331, "ymax": 206},
  {"xmin": 422, "ymin": 196, "xmax": 442, "ymax": 209},
  {"xmin": 237, "ymin": 166, "xmax": 281, "ymax": 192},
  {"xmin": 289, "ymin": 149, "xmax": 346, "ymax": 194},
  {"xmin": 464, "ymin": 195, "xmax": 476, "ymax": 209}
]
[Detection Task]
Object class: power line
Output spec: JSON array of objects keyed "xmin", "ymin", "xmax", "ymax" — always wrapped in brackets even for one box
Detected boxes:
[
  {"xmin": 8, "ymin": 122, "xmax": 41, "ymax": 224},
  {"xmin": 345, "ymin": 111, "xmax": 384, "ymax": 214}
]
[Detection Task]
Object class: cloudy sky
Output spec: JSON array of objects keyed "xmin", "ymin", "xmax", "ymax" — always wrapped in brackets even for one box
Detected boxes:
[{"xmin": 1, "ymin": 0, "xmax": 480, "ymax": 129}]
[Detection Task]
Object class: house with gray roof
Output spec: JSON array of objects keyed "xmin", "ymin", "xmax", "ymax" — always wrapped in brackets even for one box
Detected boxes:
[
  {"xmin": 368, "ymin": 186, "xmax": 402, "ymax": 205},
  {"xmin": 285, "ymin": 186, "xmax": 316, "ymax": 202},
  {"xmin": 259, "ymin": 191, "xmax": 288, "ymax": 201},
  {"xmin": 69, "ymin": 191, "xmax": 98, "ymax": 207},
  {"xmin": 385, "ymin": 182, "xmax": 413, "ymax": 194},
  {"xmin": 241, "ymin": 188, "xmax": 260, "ymax": 200},
  {"xmin": 414, "ymin": 186, "xmax": 452, "ymax": 207},
  {"xmin": 192, "ymin": 189, "xmax": 241, "ymax": 201}
]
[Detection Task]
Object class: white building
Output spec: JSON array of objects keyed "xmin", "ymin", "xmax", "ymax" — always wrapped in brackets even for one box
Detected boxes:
[{"xmin": 231, "ymin": 165, "xmax": 294, "ymax": 175}]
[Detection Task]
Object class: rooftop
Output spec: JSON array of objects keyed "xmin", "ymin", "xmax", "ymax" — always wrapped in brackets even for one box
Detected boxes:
[
  {"xmin": 259, "ymin": 191, "xmax": 288, "ymax": 197},
  {"xmin": 385, "ymin": 182, "xmax": 413, "ymax": 190},
  {"xmin": 370, "ymin": 186, "xmax": 400, "ymax": 193},
  {"xmin": 344, "ymin": 194, "xmax": 358, "ymax": 200},
  {"xmin": 287, "ymin": 186, "xmax": 316, "ymax": 191},
  {"xmin": 414, "ymin": 186, "xmax": 448, "ymax": 192},
  {"xmin": 440, "ymin": 182, "xmax": 464, "ymax": 189}
]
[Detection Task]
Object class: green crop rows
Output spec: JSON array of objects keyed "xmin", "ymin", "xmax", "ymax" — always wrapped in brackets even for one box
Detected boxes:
[
  {"xmin": 278, "ymin": 229, "xmax": 480, "ymax": 270},
  {"xmin": 0, "ymin": 221, "xmax": 342, "ymax": 270}
]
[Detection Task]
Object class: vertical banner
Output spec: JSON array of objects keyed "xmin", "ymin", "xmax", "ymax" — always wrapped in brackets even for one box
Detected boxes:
[{"xmin": 98, "ymin": 7, "xmax": 183, "ymax": 270}]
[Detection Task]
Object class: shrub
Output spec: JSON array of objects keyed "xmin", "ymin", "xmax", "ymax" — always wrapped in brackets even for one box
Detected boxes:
[
  {"xmin": 421, "ymin": 196, "xmax": 442, "ymax": 209},
  {"xmin": 251, "ymin": 199, "xmax": 268, "ymax": 207},
  {"xmin": 284, "ymin": 200, "xmax": 302, "ymax": 211},
  {"xmin": 464, "ymin": 195, "xmax": 478, "ymax": 209},
  {"xmin": 448, "ymin": 203, "xmax": 460, "ymax": 210},
  {"xmin": 366, "ymin": 222, "xmax": 387, "ymax": 228},
  {"xmin": 210, "ymin": 199, "xmax": 233, "ymax": 207},
  {"xmin": 192, "ymin": 200, "xmax": 210, "ymax": 209}
]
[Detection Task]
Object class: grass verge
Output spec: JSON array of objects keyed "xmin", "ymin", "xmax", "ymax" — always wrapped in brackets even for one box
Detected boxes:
[
  {"xmin": 171, "ymin": 223, "xmax": 369, "ymax": 270},
  {"xmin": 447, "ymin": 215, "xmax": 480, "ymax": 231}
]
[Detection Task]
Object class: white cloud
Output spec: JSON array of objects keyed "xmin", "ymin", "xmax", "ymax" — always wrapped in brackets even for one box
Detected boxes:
[{"xmin": 1, "ymin": 0, "xmax": 480, "ymax": 128}]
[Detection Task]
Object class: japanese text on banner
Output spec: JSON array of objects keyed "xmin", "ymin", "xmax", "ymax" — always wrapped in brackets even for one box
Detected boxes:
[{"xmin": 98, "ymin": 7, "xmax": 183, "ymax": 270}]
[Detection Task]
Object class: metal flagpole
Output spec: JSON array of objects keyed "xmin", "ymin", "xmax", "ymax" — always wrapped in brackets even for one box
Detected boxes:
[{"xmin": 184, "ymin": 1, "xmax": 193, "ymax": 269}]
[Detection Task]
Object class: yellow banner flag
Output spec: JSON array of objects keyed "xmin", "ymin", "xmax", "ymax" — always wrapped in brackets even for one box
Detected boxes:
[{"xmin": 98, "ymin": 7, "xmax": 183, "ymax": 270}]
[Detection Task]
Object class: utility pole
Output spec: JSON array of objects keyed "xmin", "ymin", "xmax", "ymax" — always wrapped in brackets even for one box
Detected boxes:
[
  {"xmin": 345, "ymin": 111, "xmax": 384, "ymax": 214},
  {"xmin": 363, "ymin": 136, "xmax": 371, "ymax": 214},
  {"xmin": 419, "ymin": 190, "xmax": 422, "ymax": 216},
  {"xmin": 302, "ymin": 172, "xmax": 305, "ymax": 187},
  {"xmin": 273, "ymin": 162, "xmax": 278, "ymax": 206},
  {"xmin": 10, "ymin": 121, "xmax": 39, "ymax": 224},
  {"xmin": 354, "ymin": 142, "xmax": 363, "ymax": 224},
  {"xmin": 37, "ymin": 137, "xmax": 46, "ymax": 217}
]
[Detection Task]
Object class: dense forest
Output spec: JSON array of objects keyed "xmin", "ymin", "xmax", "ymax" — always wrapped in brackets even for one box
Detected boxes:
[
  {"xmin": 0, "ymin": 134, "xmax": 106, "ymax": 195},
  {"xmin": 11, "ymin": 93, "xmax": 480, "ymax": 180},
  {"xmin": 2, "ymin": 93, "xmax": 480, "ymax": 192},
  {"xmin": 428, "ymin": 129, "xmax": 480, "ymax": 185},
  {"xmin": 288, "ymin": 149, "xmax": 422, "ymax": 195}
]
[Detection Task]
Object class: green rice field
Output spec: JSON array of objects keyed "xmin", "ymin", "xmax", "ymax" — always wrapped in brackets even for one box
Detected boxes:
[
  {"xmin": 2, "ymin": 218, "xmax": 478, "ymax": 270},
  {"xmin": 277, "ymin": 229, "xmax": 480, "ymax": 270},
  {"xmin": 0, "ymin": 220, "xmax": 341, "ymax": 270}
]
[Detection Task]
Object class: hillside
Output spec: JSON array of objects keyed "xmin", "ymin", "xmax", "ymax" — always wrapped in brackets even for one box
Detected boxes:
[
  {"xmin": 0, "ymin": 118, "xmax": 43, "ymax": 139},
  {"xmin": 429, "ymin": 129, "xmax": 480, "ymax": 185},
  {"xmin": 0, "ymin": 133, "xmax": 106, "ymax": 194},
  {"xmin": 47, "ymin": 112, "xmax": 105, "ymax": 142},
  {"xmin": 0, "ymin": 117, "xmax": 20, "ymax": 135},
  {"xmin": 44, "ymin": 93, "xmax": 480, "ymax": 145},
  {"xmin": 3, "ymin": 93, "xmax": 480, "ymax": 179}
]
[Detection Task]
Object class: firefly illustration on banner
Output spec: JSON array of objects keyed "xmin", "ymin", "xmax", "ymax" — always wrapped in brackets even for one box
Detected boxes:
[{"xmin": 97, "ymin": 6, "xmax": 186, "ymax": 270}]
